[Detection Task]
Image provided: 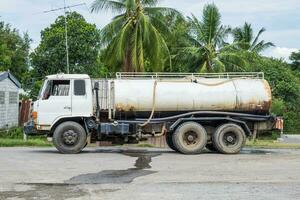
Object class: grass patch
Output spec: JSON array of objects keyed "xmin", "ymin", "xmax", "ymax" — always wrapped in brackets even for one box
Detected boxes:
[
  {"xmin": 246, "ymin": 139, "xmax": 300, "ymax": 149},
  {"xmin": 0, "ymin": 127, "xmax": 52, "ymax": 147},
  {"xmin": 0, "ymin": 138, "xmax": 52, "ymax": 147}
]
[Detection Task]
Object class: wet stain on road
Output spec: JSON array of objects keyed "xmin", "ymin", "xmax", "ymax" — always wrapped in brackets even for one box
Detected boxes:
[
  {"xmin": 0, "ymin": 183, "xmax": 87, "ymax": 200},
  {"xmin": 240, "ymin": 149, "xmax": 277, "ymax": 155},
  {"xmin": 65, "ymin": 150, "xmax": 160, "ymax": 184}
]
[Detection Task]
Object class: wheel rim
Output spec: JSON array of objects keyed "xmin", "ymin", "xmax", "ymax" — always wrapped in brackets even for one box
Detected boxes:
[
  {"xmin": 183, "ymin": 131, "xmax": 200, "ymax": 147},
  {"xmin": 62, "ymin": 130, "xmax": 79, "ymax": 146},
  {"xmin": 222, "ymin": 131, "xmax": 238, "ymax": 147}
]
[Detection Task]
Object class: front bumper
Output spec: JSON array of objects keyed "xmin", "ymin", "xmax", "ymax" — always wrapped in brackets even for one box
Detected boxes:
[{"xmin": 24, "ymin": 120, "xmax": 38, "ymax": 135}]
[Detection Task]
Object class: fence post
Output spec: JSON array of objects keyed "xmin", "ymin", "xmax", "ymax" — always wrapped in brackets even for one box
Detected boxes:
[{"xmin": 23, "ymin": 130, "xmax": 27, "ymax": 141}]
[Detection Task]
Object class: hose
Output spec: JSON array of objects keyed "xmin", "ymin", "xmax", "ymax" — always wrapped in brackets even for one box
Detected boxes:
[
  {"xmin": 193, "ymin": 78, "xmax": 239, "ymax": 86},
  {"xmin": 138, "ymin": 80, "xmax": 157, "ymax": 127}
]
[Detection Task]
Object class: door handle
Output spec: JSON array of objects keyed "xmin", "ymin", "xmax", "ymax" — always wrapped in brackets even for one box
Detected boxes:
[{"xmin": 64, "ymin": 106, "xmax": 71, "ymax": 110}]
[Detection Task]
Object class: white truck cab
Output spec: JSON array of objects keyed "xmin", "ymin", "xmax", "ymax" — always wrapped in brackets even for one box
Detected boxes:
[{"xmin": 33, "ymin": 74, "xmax": 93, "ymax": 132}]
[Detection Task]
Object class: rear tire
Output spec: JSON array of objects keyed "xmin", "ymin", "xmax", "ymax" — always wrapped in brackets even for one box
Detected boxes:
[
  {"xmin": 53, "ymin": 121, "xmax": 87, "ymax": 154},
  {"xmin": 172, "ymin": 122, "xmax": 207, "ymax": 154},
  {"xmin": 166, "ymin": 132, "xmax": 177, "ymax": 151},
  {"xmin": 212, "ymin": 123, "xmax": 246, "ymax": 154}
]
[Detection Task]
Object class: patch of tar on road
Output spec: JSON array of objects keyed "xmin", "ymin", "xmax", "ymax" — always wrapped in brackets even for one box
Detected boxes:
[
  {"xmin": 0, "ymin": 183, "xmax": 87, "ymax": 200},
  {"xmin": 65, "ymin": 150, "xmax": 160, "ymax": 184}
]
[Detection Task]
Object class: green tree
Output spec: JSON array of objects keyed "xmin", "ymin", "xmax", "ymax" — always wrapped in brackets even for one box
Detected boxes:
[
  {"xmin": 0, "ymin": 21, "xmax": 31, "ymax": 82},
  {"xmin": 237, "ymin": 51, "xmax": 300, "ymax": 134},
  {"xmin": 91, "ymin": 0, "xmax": 181, "ymax": 72},
  {"xmin": 30, "ymin": 12, "xmax": 101, "ymax": 79},
  {"xmin": 289, "ymin": 50, "xmax": 300, "ymax": 70},
  {"xmin": 162, "ymin": 14, "xmax": 191, "ymax": 72},
  {"xmin": 232, "ymin": 22, "xmax": 274, "ymax": 53},
  {"xmin": 180, "ymin": 4, "xmax": 247, "ymax": 72}
]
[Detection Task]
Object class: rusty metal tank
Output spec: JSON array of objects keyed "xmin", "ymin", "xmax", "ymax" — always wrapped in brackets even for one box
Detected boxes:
[{"xmin": 97, "ymin": 73, "xmax": 272, "ymax": 114}]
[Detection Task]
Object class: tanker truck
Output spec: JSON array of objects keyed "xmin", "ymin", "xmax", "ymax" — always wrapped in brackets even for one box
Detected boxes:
[{"xmin": 24, "ymin": 72, "xmax": 282, "ymax": 154}]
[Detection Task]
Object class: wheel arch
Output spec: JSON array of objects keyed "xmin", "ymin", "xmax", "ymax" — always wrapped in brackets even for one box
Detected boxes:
[{"xmin": 49, "ymin": 117, "xmax": 88, "ymax": 137}]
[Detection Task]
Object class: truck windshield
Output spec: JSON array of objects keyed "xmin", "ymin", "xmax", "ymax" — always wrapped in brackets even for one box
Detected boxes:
[{"xmin": 42, "ymin": 80, "xmax": 70, "ymax": 100}]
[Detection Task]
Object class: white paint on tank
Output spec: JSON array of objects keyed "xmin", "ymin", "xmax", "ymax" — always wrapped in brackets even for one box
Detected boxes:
[{"xmin": 112, "ymin": 78, "xmax": 272, "ymax": 113}]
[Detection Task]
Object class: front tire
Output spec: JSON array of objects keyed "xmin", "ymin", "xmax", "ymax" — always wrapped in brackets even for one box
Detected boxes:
[
  {"xmin": 172, "ymin": 122, "xmax": 207, "ymax": 154},
  {"xmin": 212, "ymin": 123, "xmax": 246, "ymax": 154},
  {"xmin": 53, "ymin": 121, "xmax": 87, "ymax": 154}
]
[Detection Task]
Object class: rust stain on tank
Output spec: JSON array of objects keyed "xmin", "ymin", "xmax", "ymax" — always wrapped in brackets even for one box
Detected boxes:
[
  {"xmin": 262, "ymin": 79, "xmax": 272, "ymax": 111},
  {"xmin": 116, "ymin": 103, "xmax": 136, "ymax": 112}
]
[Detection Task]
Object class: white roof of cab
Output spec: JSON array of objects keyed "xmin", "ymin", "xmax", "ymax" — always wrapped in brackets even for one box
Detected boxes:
[{"xmin": 46, "ymin": 74, "xmax": 90, "ymax": 79}]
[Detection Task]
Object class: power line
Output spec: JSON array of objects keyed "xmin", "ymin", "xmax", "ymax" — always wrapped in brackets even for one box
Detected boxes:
[{"xmin": 43, "ymin": 1, "xmax": 86, "ymax": 74}]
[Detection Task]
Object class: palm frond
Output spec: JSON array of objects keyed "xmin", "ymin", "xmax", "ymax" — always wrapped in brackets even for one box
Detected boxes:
[
  {"xmin": 218, "ymin": 51, "xmax": 248, "ymax": 71},
  {"xmin": 251, "ymin": 27, "xmax": 266, "ymax": 48},
  {"xmin": 91, "ymin": 0, "xmax": 126, "ymax": 13},
  {"xmin": 252, "ymin": 41, "xmax": 275, "ymax": 53},
  {"xmin": 100, "ymin": 14, "xmax": 126, "ymax": 44},
  {"xmin": 144, "ymin": 7, "xmax": 183, "ymax": 19},
  {"xmin": 212, "ymin": 57, "xmax": 226, "ymax": 72},
  {"xmin": 141, "ymin": 0, "xmax": 159, "ymax": 6},
  {"xmin": 202, "ymin": 4, "xmax": 221, "ymax": 45}
]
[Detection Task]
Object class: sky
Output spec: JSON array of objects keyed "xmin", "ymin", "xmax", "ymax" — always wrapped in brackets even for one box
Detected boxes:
[{"xmin": 0, "ymin": 0, "xmax": 299, "ymax": 61}]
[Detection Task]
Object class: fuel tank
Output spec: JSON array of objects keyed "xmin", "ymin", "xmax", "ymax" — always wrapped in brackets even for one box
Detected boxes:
[{"xmin": 112, "ymin": 78, "xmax": 272, "ymax": 114}]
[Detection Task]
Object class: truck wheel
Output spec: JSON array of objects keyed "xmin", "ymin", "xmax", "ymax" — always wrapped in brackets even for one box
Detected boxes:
[
  {"xmin": 172, "ymin": 122, "xmax": 207, "ymax": 154},
  {"xmin": 212, "ymin": 123, "xmax": 246, "ymax": 154},
  {"xmin": 53, "ymin": 121, "xmax": 87, "ymax": 154},
  {"xmin": 166, "ymin": 132, "xmax": 177, "ymax": 151},
  {"xmin": 206, "ymin": 143, "xmax": 218, "ymax": 152}
]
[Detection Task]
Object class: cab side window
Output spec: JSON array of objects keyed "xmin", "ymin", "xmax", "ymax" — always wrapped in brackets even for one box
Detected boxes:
[{"xmin": 74, "ymin": 80, "xmax": 86, "ymax": 96}]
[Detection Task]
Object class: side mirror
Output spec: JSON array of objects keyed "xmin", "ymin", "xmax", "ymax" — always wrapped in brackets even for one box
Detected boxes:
[{"xmin": 94, "ymin": 82, "xmax": 99, "ymax": 90}]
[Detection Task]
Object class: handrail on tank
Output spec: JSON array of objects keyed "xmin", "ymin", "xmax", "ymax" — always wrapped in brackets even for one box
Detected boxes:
[{"xmin": 116, "ymin": 72, "xmax": 264, "ymax": 79}]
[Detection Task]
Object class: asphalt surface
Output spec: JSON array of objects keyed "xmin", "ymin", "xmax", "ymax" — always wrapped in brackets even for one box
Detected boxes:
[{"xmin": 0, "ymin": 147, "xmax": 300, "ymax": 200}]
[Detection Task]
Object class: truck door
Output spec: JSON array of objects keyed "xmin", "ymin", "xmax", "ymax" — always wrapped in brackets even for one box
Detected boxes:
[
  {"xmin": 37, "ymin": 79, "xmax": 72, "ymax": 126},
  {"xmin": 71, "ymin": 79, "xmax": 93, "ymax": 117}
]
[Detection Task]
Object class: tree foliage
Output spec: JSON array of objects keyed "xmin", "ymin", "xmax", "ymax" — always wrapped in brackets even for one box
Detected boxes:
[
  {"xmin": 289, "ymin": 50, "xmax": 300, "ymax": 71},
  {"xmin": 237, "ymin": 51, "xmax": 300, "ymax": 133},
  {"xmin": 0, "ymin": 21, "xmax": 31, "ymax": 82},
  {"xmin": 30, "ymin": 12, "xmax": 101, "ymax": 79},
  {"xmin": 232, "ymin": 22, "xmax": 274, "ymax": 53},
  {"xmin": 91, "ymin": 0, "xmax": 181, "ymax": 72},
  {"xmin": 177, "ymin": 4, "xmax": 248, "ymax": 72}
]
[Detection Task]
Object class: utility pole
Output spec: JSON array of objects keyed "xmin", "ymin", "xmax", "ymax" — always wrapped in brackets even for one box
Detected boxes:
[
  {"xmin": 43, "ymin": 1, "xmax": 85, "ymax": 74},
  {"xmin": 63, "ymin": 0, "xmax": 69, "ymax": 74}
]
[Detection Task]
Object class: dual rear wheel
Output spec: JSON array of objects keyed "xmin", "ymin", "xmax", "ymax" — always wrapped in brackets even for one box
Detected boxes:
[{"xmin": 166, "ymin": 122, "xmax": 246, "ymax": 154}]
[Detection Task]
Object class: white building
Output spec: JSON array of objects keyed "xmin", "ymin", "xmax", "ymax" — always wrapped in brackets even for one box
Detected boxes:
[{"xmin": 0, "ymin": 71, "xmax": 21, "ymax": 129}]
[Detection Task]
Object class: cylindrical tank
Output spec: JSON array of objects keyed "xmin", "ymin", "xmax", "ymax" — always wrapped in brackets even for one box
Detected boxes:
[{"xmin": 112, "ymin": 78, "xmax": 272, "ymax": 114}]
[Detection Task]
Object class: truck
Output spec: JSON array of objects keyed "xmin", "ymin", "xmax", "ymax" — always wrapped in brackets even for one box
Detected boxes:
[{"xmin": 24, "ymin": 72, "xmax": 282, "ymax": 154}]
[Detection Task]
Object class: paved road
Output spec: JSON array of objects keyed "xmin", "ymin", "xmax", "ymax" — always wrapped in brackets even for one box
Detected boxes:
[{"xmin": 0, "ymin": 147, "xmax": 300, "ymax": 200}]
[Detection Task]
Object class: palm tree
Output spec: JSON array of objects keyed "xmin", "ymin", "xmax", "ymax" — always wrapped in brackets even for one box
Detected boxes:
[
  {"xmin": 179, "ymin": 4, "xmax": 247, "ymax": 72},
  {"xmin": 91, "ymin": 0, "xmax": 181, "ymax": 72},
  {"xmin": 232, "ymin": 22, "xmax": 274, "ymax": 53}
]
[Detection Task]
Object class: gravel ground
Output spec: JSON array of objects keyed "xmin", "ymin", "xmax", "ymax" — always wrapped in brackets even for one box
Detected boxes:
[{"xmin": 0, "ymin": 147, "xmax": 300, "ymax": 200}]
